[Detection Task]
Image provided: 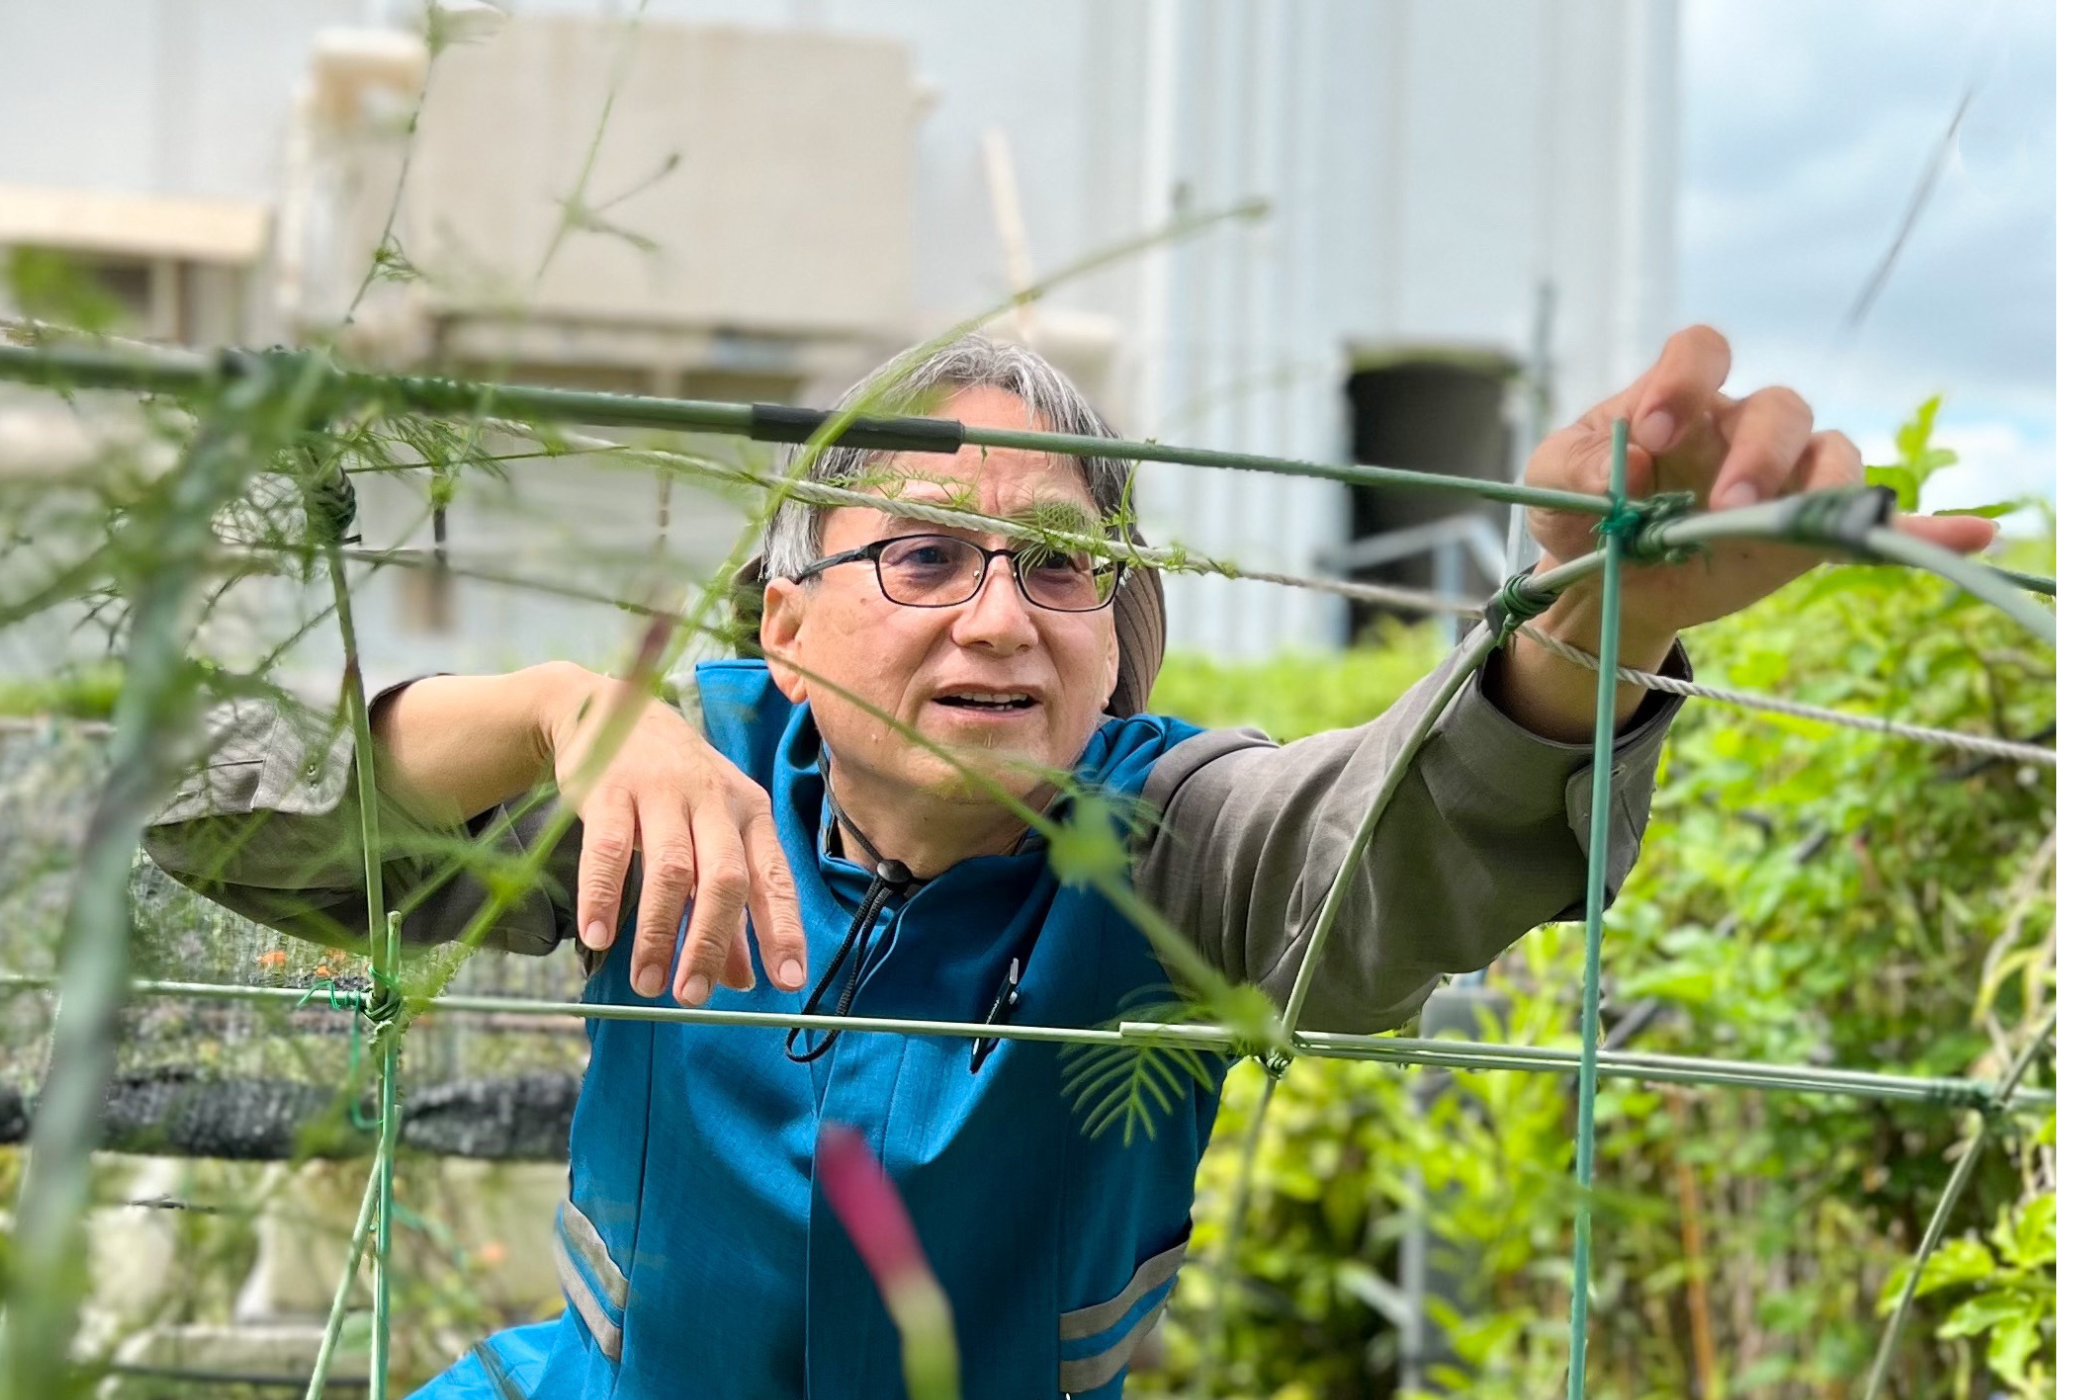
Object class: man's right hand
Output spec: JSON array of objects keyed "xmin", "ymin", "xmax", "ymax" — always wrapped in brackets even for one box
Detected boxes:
[{"xmin": 539, "ymin": 667, "xmax": 808, "ymax": 1007}]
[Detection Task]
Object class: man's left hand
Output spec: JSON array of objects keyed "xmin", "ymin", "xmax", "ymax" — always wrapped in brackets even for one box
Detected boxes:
[
  {"xmin": 1525, "ymin": 324, "xmax": 1997, "ymax": 650},
  {"xmin": 1488, "ymin": 325, "xmax": 1999, "ymax": 743}
]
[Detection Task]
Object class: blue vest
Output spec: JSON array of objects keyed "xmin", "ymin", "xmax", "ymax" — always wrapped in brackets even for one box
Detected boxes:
[{"xmin": 414, "ymin": 660, "xmax": 1226, "ymax": 1399}]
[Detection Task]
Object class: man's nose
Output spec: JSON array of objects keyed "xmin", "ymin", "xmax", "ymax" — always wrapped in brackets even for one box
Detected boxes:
[{"xmin": 950, "ymin": 558, "xmax": 1039, "ymax": 652}]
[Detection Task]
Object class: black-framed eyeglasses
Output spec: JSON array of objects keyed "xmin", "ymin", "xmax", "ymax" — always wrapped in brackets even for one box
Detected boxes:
[{"xmin": 791, "ymin": 533, "xmax": 1125, "ymax": 613}]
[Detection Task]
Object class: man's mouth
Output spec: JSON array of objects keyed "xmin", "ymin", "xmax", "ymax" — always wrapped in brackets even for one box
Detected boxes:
[{"xmin": 933, "ymin": 690, "xmax": 1041, "ymax": 713}]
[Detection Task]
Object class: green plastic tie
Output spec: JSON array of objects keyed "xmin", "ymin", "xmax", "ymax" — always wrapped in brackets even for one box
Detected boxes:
[
  {"xmin": 362, "ymin": 970, "xmax": 405, "ymax": 1036},
  {"xmin": 296, "ymin": 979, "xmax": 362, "ymax": 1013},
  {"xmin": 1592, "ymin": 489, "xmax": 1700, "ymax": 564},
  {"xmin": 1486, "ymin": 572, "xmax": 1555, "ymax": 647}
]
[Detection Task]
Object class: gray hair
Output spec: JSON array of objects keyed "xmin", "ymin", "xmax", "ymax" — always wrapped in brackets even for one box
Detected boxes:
[{"xmin": 758, "ymin": 334, "xmax": 1133, "ymax": 581}]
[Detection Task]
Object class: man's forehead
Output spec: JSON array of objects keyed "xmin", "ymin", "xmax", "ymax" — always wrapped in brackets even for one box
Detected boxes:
[{"xmin": 880, "ymin": 451, "xmax": 1098, "ymax": 514}]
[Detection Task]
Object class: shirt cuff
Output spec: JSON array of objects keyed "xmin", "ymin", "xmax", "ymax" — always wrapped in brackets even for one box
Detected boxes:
[{"xmin": 1424, "ymin": 627, "xmax": 1691, "ymax": 823}]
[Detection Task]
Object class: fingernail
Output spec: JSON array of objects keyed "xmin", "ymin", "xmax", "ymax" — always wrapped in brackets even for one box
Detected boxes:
[
  {"xmin": 585, "ymin": 920, "xmax": 609, "ymax": 950},
  {"xmin": 634, "ymin": 966, "xmax": 665, "ymax": 999},
  {"xmin": 778, "ymin": 958, "xmax": 804, "ymax": 990},
  {"xmin": 1635, "ymin": 410, "xmax": 1676, "ymax": 452},
  {"xmin": 677, "ymin": 974, "xmax": 712, "ymax": 1007},
  {"xmin": 1715, "ymin": 481, "xmax": 1761, "ymax": 511}
]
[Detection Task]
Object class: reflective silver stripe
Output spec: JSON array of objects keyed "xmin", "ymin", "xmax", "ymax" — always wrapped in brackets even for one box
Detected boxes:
[
  {"xmin": 553, "ymin": 1231, "xmax": 624, "ymax": 1362},
  {"xmin": 1057, "ymin": 1239, "xmax": 1187, "ymax": 1341},
  {"xmin": 1057, "ymin": 1297, "xmax": 1168, "ymax": 1394},
  {"xmin": 559, "ymin": 1199, "xmax": 629, "ymax": 1309}
]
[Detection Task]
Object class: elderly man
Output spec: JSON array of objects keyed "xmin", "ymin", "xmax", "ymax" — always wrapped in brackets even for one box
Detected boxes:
[{"xmin": 145, "ymin": 327, "xmax": 1988, "ymax": 1398}]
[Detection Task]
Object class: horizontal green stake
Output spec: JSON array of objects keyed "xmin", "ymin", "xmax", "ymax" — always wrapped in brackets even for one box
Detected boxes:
[
  {"xmin": 0, "ymin": 974, "xmax": 2051, "ymax": 1113},
  {"xmin": 0, "ymin": 343, "xmax": 2061, "ymax": 599},
  {"xmin": 0, "ymin": 343, "xmax": 1610, "ymax": 518}
]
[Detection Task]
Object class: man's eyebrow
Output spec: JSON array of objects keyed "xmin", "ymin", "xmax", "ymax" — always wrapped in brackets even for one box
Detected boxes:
[
  {"xmin": 876, "ymin": 501, "xmax": 1101, "ymax": 535},
  {"xmin": 878, "ymin": 511, "xmax": 965, "ymax": 535}
]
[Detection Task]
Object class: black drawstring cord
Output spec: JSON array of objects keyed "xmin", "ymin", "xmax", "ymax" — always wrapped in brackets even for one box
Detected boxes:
[{"xmin": 785, "ymin": 755, "xmax": 919, "ymax": 1064}]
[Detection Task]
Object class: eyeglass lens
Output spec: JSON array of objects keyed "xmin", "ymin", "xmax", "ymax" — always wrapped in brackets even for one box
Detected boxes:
[{"xmin": 874, "ymin": 535, "xmax": 1115, "ymax": 611}]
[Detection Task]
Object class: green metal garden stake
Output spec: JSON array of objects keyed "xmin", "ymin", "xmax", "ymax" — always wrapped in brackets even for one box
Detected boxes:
[
  {"xmin": 371, "ymin": 910, "xmax": 405, "ymax": 1400},
  {"xmin": 0, "ymin": 973, "xmax": 2055, "ymax": 1112},
  {"xmin": 1565, "ymin": 418, "xmax": 1631, "ymax": 1400},
  {"xmin": 306, "ymin": 1157, "xmax": 386, "ymax": 1400}
]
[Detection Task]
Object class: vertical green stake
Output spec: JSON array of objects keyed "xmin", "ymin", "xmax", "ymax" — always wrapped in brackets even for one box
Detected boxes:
[
  {"xmin": 305, "ymin": 1158, "xmax": 384, "ymax": 1400},
  {"xmin": 371, "ymin": 911, "xmax": 403, "ymax": 1400},
  {"xmin": 328, "ymin": 528, "xmax": 401, "ymax": 1400},
  {"xmin": 1566, "ymin": 418, "xmax": 1630, "ymax": 1400}
]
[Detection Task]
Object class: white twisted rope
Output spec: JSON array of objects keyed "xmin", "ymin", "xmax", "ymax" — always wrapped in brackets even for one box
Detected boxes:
[{"xmin": 1516, "ymin": 624, "xmax": 2055, "ymax": 767}]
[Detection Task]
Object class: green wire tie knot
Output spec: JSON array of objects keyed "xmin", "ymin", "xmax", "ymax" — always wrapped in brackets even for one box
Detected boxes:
[
  {"xmin": 362, "ymin": 971, "xmax": 405, "ymax": 1035},
  {"xmin": 1485, "ymin": 572, "xmax": 1555, "ymax": 647},
  {"xmin": 293, "ymin": 970, "xmax": 404, "ymax": 1132},
  {"xmin": 295, "ymin": 978, "xmax": 361, "ymax": 1013},
  {"xmin": 345, "ymin": 971, "xmax": 409, "ymax": 1131},
  {"xmin": 294, "ymin": 977, "xmax": 394, "ymax": 1132},
  {"xmin": 1593, "ymin": 489, "xmax": 1700, "ymax": 565}
]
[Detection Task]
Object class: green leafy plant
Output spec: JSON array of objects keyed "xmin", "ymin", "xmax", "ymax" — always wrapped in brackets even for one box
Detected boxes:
[
  {"xmin": 1879, "ymin": 1186, "xmax": 2055, "ymax": 1398},
  {"xmin": 1866, "ymin": 395, "xmax": 2021, "ymax": 520},
  {"xmin": 1133, "ymin": 440, "xmax": 2053, "ymax": 1398}
]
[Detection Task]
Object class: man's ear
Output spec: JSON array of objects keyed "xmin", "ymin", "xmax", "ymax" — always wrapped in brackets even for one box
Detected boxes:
[
  {"xmin": 1101, "ymin": 626, "xmax": 1120, "ymax": 714},
  {"xmin": 760, "ymin": 577, "xmax": 811, "ymax": 703}
]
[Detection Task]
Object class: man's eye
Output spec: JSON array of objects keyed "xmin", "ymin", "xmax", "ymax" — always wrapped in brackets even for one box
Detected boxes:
[
  {"xmin": 888, "ymin": 541, "xmax": 962, "ymax": 570},
  {"xmin": 1025, "ymin": 550, "xmax": 1089, "ymax": 574}
]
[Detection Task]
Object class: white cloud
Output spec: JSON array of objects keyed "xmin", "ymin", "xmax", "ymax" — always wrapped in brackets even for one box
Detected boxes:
[{"xmin": 1678, "ymin": 0, "xmax": 2055, "ymax": 485}]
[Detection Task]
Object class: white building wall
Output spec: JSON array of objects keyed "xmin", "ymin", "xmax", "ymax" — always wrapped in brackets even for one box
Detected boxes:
[
  {"xmin": 502, "ymin": 0, "xmax": 1680, "ymax": 657},
  {"xmin": 0, "ymin": 0, "xmax": 1678, "ymax": 665}
]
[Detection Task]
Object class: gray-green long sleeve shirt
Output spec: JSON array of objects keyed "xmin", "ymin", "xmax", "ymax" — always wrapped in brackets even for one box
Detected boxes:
[{"xmin": 141, "ymin": 625, "xmax": 1688, "ymax": 1034}]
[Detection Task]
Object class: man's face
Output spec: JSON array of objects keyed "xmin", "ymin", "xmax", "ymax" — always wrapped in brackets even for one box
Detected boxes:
[{"xmin": 760, "ymin": 384, "xmax": 1121, "ymax": 810}]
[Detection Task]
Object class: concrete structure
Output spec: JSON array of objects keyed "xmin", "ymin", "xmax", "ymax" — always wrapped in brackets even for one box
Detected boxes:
[{"xmin": 1, "ymin": 0, "xmax": 1678, "ymax": 677}]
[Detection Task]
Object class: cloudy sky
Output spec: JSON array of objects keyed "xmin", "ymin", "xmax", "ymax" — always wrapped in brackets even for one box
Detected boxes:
[{"xmin": 1678, "ymin": 0, "xmax": 2054, "ymax": 516}]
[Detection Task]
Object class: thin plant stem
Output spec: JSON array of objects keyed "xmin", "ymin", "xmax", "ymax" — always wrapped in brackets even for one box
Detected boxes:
[
  {"xmin": 1860, "ymin": 1007, "xmax": 2056, "ymax": 1400},
  {"xmin": 0, "ymin": 358, "xmax": 325, "ymax": 1400},
  {"xmin": 1277, "ymin": 627, "xmax": 1500, "ymax": 1039},
  {"xmin": 1193, "ymin": 1073, "xmax": 1279, "ymax": 1400}
]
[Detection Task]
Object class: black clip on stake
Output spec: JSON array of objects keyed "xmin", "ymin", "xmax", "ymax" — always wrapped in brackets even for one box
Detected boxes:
[{"xmin": 971, "ymin": 958, "xmax": 1022, "ymax": 1073}]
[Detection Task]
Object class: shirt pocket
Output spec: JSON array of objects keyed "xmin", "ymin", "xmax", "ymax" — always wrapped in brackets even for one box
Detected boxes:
[
  {"xmin": 554, "ymin": 1197, "xmax": 629, "ymax": 1364},
  {"xmin": 1056, "ymin": 1222, "xmax": 1189, "ymax": 1396}
]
